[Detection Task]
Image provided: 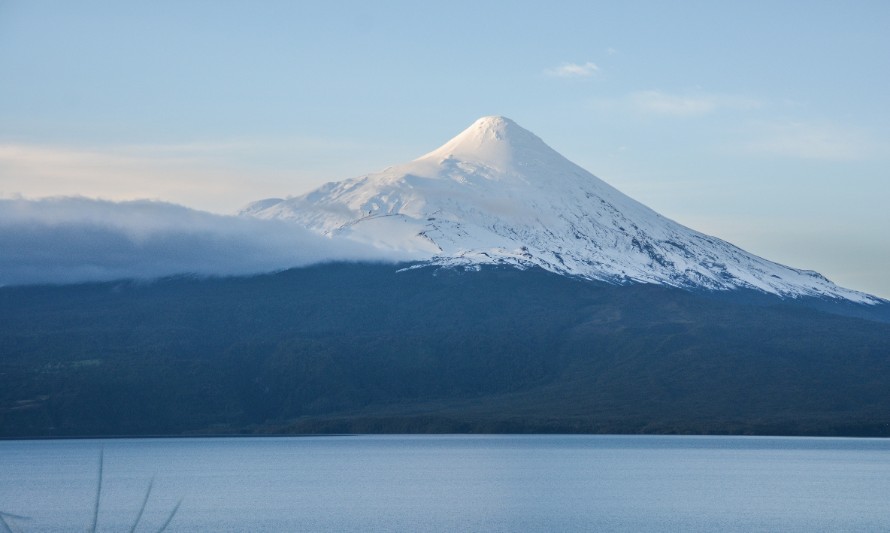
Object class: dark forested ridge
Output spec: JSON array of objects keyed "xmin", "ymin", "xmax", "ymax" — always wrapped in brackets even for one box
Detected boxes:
[{"xmin": 2, "ymin": 263, "xmax": 889, "ymax": 438}]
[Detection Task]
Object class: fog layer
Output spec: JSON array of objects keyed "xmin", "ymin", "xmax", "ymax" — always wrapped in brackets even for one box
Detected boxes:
[{"xmin": 0, "ymin": 197, "xmax": 415, "ymax": 286}]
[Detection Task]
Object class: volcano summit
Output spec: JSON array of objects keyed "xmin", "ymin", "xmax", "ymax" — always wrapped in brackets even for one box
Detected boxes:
[{"xmin": 242, "ymin": 116, "xmax": 880, "ymax": 305}]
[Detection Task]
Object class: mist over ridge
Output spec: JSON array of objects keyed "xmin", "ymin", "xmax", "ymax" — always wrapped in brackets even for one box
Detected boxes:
[{"xmin": 0, "ymin": 196, "xmax": 416, "ymax": 286}]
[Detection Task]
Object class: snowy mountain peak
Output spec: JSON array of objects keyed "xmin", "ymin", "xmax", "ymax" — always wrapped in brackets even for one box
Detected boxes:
[
  {"xmin": 414, "ymin": 116, "xmax": 577, "ymax": 185},
  {"xmin": 432, "ymin": 115, "xmax": 528, "ymax": 150},
  {"xmin": 241, "ymin": 117, "xmax": 882, "ymax": 305}
]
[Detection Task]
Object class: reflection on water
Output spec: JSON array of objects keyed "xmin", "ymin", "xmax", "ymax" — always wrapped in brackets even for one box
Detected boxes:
[{"xmin": 1, "ymin": 435, "xmax": 889, "ymax": 532}]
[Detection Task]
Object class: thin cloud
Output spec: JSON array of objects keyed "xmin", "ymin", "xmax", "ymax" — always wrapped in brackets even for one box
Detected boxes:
[
  {"xmin": 627, "ymin": 90, "xmax": 761, "ymax": 116},
  {"xmin": 741, "ymin": 121, "xmax": 873, "ymax": 161},
  {"xmin": 0, "ymin": 197, "xmax": 418, "ymax": 286},
  {"xmin": 0, "ymin": 138, "xmax": 394, "ymax": 214},
  {"xmin": 545, "ymin": 62, "xmax": 600, "ymax": 78},
  {"xmin": 629, "ymin": 90, "xmax": 717, "ymax": 116},
  {"xmin": 0, "ymin": 142, "xmax": 261, "ymax": 213}
]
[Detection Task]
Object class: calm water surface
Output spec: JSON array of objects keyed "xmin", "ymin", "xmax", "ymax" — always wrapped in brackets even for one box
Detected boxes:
[{"xmin": 1, "ymin": 435, "xmax": 889, "ymax": 532}]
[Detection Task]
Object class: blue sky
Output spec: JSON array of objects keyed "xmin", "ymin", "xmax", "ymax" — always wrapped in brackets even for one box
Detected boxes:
[{"xmin": 1, "ymin": 1, "xmax": 888, "ymax": 297}]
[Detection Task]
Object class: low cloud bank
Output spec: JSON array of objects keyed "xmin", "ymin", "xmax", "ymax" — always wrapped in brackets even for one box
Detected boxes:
[{"xmin": 0, "ymin": 197, "xmax": 414, "ymax": 286}]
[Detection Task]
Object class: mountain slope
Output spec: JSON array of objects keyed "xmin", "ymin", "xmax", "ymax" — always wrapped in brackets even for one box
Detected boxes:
[
  {"xmin": 2, "ymin": 264, "xmax": 889, "ymax": 437},
  {"xmin": 242, "ymin": 116, "xmax": 879, "ymax": 304}
]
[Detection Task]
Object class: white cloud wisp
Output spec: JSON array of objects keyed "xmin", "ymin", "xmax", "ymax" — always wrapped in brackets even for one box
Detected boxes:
[
  {"xmin": 741, "ymin": 121, "xmax": 874, "ymax": 161},
  {"xmin": 627, "ymin": 90, "xmax": 761, "ymax": 116},
  {"xmin": 0, "ymin": 197, "xmax": 417, "ymax": 286},
  {"xmin": 545, "ymin": 62, "xmax": 600, "ymax": 78}
]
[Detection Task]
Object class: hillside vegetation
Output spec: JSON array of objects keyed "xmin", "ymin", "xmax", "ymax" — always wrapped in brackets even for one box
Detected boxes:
[{"xmin": 2, "ymin": 263, "xmax": 889, "ymax": 437}]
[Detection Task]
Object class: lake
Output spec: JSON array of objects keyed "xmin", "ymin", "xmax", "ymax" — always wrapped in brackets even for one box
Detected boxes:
[{"xmin": 1, "ymin": 435, "xmax": 889, "ymax": 531}]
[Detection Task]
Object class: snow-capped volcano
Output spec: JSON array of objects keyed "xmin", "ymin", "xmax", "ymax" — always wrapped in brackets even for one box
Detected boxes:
[{"xmin": 242, "ymin": 116, "xmax": 880, "ymax": 304}]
